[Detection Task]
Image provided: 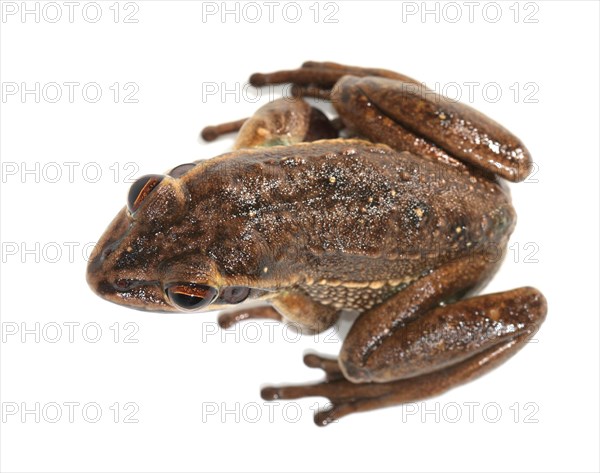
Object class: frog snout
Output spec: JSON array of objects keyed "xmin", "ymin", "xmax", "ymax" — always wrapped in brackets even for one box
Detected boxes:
[
  {"xmin": 86, "ymin": 248, "xmax": 173, "ymax": 311},
  {"xmin": 86, "ymin": 207, "xmax": 131, "ymax": 298},
  {"xmin": 86, "ymin": 246, "xmax": 120, "ymax": 301}
]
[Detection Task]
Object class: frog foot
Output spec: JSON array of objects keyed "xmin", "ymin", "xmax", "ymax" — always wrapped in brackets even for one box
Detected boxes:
[
  {"xmin": 261, "ymin": 353, "xmax": 405, "ymax": 427},
  {"xmin": 249, "ymin": 60, "xmax": 420, "ymax": 99}
]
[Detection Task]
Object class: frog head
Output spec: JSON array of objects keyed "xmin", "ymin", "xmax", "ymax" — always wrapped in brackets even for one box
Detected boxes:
[{"xmin": 86, "ymin": 163, "xmax": 269, "ymax": 313}]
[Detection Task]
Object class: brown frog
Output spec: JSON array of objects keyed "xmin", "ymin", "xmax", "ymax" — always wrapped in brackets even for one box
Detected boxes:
[{"xmin": 87, "ymin": 61, "xmax": 547, "ymax": 426}]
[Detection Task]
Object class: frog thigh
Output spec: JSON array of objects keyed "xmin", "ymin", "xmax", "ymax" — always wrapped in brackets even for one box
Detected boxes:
[{"xmin": 339, "ymin": 253, "xmax": 546, "ymax": 383}]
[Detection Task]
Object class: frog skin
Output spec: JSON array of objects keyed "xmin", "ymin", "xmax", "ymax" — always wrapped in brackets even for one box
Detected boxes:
[{"xmin": 87, "ymin": 61, "xmax": 547, "ymax": 426}]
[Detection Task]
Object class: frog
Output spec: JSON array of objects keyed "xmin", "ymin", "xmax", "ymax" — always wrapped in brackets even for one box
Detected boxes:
[{"xmin": 87, "ymin": 61, "xmax": 547, "ymax": 426}]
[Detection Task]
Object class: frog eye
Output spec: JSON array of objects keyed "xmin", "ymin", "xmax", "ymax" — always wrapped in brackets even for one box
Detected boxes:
[
  {"xmin": 169, "ymin": 163, "xmax": 196, "ymax": 178},
  {"xmin": 165, "ymin": 283, "xmax": 218, "ymax": 311},
  {"xmin": 219, "ymin": 286, "xmax": 250, "ymax": 304},
  {"xmin": 127, "ymin": 174, "xmax": 164, "ymax": 213}
]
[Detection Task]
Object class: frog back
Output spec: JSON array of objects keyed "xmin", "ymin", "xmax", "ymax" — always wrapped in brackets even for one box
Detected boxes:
[{"xmin": 180, "ymin": 139, "xmax": 514, "ymax": 288}]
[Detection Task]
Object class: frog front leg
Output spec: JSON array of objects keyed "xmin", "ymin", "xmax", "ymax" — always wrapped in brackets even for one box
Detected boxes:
[
  {"xmin": 218, "ymin": 291, "xmax": 340, "ymax": 333},
  {"xmin": 261, "ymin": 254, "xmax": 547, "ymax": 426},
  {"xmin": 201, "ymin": 97, "xmax": 338, "ymax": 148},
  {"xmin": 250, "ymin": 61, "xmax": 533, "ymax": 182},
  {"xmin": 217, "ymin": 305, "xmax": 282, "ymax": 329}
]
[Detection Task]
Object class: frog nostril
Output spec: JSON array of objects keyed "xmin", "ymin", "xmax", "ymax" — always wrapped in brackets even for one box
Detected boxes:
[
  {"xmin": 87, "ymin": 240, "xmax": 119, "ymax": 275},
  {"xmin": 99, "ymin": 239, "xmax": 123, "ymax": 262}
]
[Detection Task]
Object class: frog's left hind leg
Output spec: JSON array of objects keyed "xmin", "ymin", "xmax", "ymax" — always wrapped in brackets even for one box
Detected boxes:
[{"xmin": 261, "ymin": 287, "xmax": 546, "ymax": 426}]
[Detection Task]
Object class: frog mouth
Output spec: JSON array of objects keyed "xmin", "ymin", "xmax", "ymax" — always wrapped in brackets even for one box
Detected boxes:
[{"xmin": 91, "ymin": 278, "xmax": 176, "ymax": 312}]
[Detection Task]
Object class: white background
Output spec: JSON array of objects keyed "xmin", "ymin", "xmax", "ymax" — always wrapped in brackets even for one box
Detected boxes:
[{"xmin": 1, "ymin": 1, "xmax": 599, "ymax": 472}]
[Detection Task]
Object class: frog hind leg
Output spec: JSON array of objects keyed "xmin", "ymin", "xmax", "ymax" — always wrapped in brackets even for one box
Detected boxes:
[
  {"xmin": 260, "ymin": 255, "xmax": 547, "ymax": 426},
  {"xmin": 333, "ymin": 75, "xmax": 532, "ymax": 181},
  {"xmin": 249, "ymin": 61, "xmax": 533, "ymax": 182}
]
